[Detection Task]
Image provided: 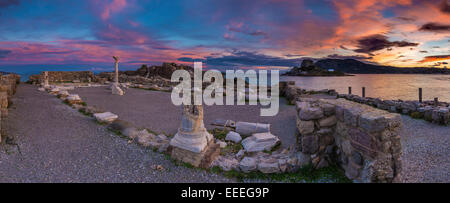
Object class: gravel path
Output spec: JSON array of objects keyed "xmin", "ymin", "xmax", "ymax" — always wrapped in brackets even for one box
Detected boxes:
[
  {"xmin": 0, "ymin": 84, "xmax": 234, "ymax": 183},
  {"xmin": 399, "ymin": 115, "xmax": 450, "ymax": 183},
  {"xmin": 71, "ymin": 87, "xmax": 297, "ymax": 149}
]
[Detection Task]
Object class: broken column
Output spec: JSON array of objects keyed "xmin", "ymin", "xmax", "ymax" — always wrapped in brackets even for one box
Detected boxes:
[
  {"xmin": 42, "ymin": 71, "xmax": 49, "ymax": 88},
  {"xmin": 111, "ymin": 56, "xmax": 124, "ymax": 95},
  {"xmin": 169, "ymin": 104, "xmax": 220, "ymax": 168}
]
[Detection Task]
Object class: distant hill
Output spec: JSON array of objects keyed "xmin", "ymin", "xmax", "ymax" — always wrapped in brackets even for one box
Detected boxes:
[{"xmin": 315, "ymin": 59, "xmax": 450, "ymax": 74}]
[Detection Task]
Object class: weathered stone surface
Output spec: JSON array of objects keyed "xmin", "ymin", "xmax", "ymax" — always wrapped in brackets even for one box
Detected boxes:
[
  {"xmin": 65, "ymin": 94, "xmax": 83, "ymax": 104},
  {"xmin": 296, "ymin": 152, "xmax": 311, "ymax": 167},
  {"xmin": 321, "ymin": 103, "xmax": 336, "ymax": 116},
  {"xmin": 212, "ymin": 156, "xmax": 239, "ymax": 171},
  {"xmin": 239, "ymin": 157, "xmax": 257, "ymax": 172},
  {"xmin": 225, "ymin": 131, "xmax": 242, "ymax": 143},
  {"xmin": 235, "ymin": 122, "xmax": 270, "ymax": 136},
  {"xmin": 296, "ymin": 101, "xmax": 310, "ymax": 112},
  {"xmin": 111, "ymin": 84, "xmax": 124, "ymax": 95},
  {"xmin": 349, "ymin": 128, "xmax": 378, "ymax": 158},
  {"xmin": 301, "ymin": 135, "xmax": 318, "ymax": 154},
  {"xmin": 94, "ymin": 112, "xmax": 118, "ymax": 123},
  {"xmin": 258, "ymin": 161, "xmax": 280, "ymax": 174},
  {"xmin": 136, "ymin": 130, "xmax": 156, "ymax": 147},
  {"xmin": 170, "ymin": 105, "xmax": 213, "ymax": 154},
  {"xmin": 241, "ymin": 132, "xmax": 280, "ymax": 152},
  {"xmin": 359, "ymin": 113, "xmax": 387, "ymax": 133},
  {"xmin": 319, "ymin": 115, "xmax": 337, "ymax": 127},
  {"xmin": 296, "ymin": 119, "xmax": 314, "ymax": 135},
  {"xmin": 299, "ymin": 107, "xmax": 324, "ymax": 120},
  {"xmin": 217, "ymin": 140, "xmax": 227, "ymax": 148},
  {"xmin": 235, "ymin": 149, "xmax": 245, "ymax": 159}
]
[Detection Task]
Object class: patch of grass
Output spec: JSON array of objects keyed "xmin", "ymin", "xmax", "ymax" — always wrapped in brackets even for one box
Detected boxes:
[
  {"xmin": 62, "ymin": 100, "xmax": 72, "ymax": 106},
  {"xmin": 209, "ymin": 128, "xmax": 229, "ymax": 140},
  {"xmin": 78, "ymin": 108, "xmax": 93, "ymax": 117},
  {"xmin": 146, "ymin": 128, "xmax": 159, "ymax": 135},
  {"xmin": 221, "ymin": 142, "xmax": 243, "ymax": 155},
  {"xmin": 410, "ymin": 111, "xmax": 423, "ymax": 119},
  {"xmin": 107, "ymin": 127, "xmax": 129, "ymax": 140},
  {"xmin": 424, "ymin": 114, "xmax": 433, "ymax": 122},
  {"xmin": 210, "ymin": 164, "xmax": 350, "ymax": 183},
  {"xmin": 80, "ymin": 102, "xmax": 87, "ymax": 106}
]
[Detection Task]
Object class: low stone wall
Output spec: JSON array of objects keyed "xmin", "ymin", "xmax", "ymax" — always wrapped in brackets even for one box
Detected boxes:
[
  {"xmin": 338, "ymin": 94, "xmax": 450, "ymax": 126},
  {"xmin": 281, "ymin": 81, "xmax": 449, "ymax": 126},
  {"xmin": 0, "ymin": 74, "xmax": 21, "ymax": 143},
  {"xmin": 296, "ymin": 98, "xmax": 402, "ymax": 182},
  {"xmin": 28, "ymin": 71, "xmax": 95, "ymax": 84}
]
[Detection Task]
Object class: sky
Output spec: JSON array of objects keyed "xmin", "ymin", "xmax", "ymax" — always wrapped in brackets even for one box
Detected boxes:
[{"xmin": 0, "ymin": 0, "xmax": 449, "ymax": 72}]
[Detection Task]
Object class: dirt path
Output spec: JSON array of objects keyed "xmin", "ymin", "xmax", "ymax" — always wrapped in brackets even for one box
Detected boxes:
[{"xmin": 0, "ymin": 84, "xmax": 233, "ymax": 183}]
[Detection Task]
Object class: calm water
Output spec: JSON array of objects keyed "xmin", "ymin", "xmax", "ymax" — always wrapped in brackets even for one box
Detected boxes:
[{"xmin": 281, "ymin": 74, "xmax": 450, "ymax": 102}]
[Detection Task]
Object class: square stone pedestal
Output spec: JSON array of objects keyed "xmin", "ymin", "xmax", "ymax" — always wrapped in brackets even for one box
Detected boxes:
[{"xmin": 170, "ymin": 141, "xmax": 220, "ymax": 168}]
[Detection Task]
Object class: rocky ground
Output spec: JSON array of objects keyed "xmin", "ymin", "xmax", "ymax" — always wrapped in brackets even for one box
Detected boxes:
[{"xmin": 0, "ymin": 84, "xmax": 234, "ymax": 183}]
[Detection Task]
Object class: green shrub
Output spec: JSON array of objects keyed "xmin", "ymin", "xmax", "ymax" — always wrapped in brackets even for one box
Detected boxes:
[{"xmin": 410, "ymin": 111, "xmax": 423, "ymax": 119}]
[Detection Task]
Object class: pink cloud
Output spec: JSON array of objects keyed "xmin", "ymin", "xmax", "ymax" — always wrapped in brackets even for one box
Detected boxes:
[{"xmin": 100, "ymin": 0, "xmax": 128, "ymax": 21}]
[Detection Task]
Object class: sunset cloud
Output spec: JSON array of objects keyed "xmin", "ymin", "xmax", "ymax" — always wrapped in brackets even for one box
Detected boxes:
[
  {"xmin": 419, "ymin": 55, "xmax": 450, "ymax": 63},
  {"xmin": 0, "ymin": 0, "xmax": 449, "ymax": 69}
]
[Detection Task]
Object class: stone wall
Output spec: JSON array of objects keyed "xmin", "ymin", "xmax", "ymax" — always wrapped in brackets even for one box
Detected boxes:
[
  {"xmin": 28, "ymin": 71, "xmax": 95, "ymax": 84},
  {"xmin": 280, "ymin": 81, "xmax": 449, "ymax": 126},
  {"xmin": 338, "ymin": 94, "xmax": 450, "ymax": 126},
  {"xmin": 296, "ymin": 98, "xmax": 402, "ymax": 182},
  {"xmin": 0, "ymin": 74, "xmax": 21, "ymax": 143}
]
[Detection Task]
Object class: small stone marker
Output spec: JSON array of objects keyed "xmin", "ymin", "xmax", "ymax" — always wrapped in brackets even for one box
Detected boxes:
[
  {"xmin": 225, "ymin": 131, "xmax": 242, "ymax": 143},
  {"xmin": 94, "ymin": 112, "xmax": 118, "ymax": 123},
  {"xmin": 65, "ymin": 94, "xmax": 83, "ymax": 104},
  {"xmin": 241, "ymin": 132, "xmax": 280, "ymax": 152}
]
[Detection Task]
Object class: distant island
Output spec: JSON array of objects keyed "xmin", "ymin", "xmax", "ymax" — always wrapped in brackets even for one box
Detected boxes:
[
  {"xmin": 283, "ymin": 59, "xmax": 350, "ymax": 76},
  {"xmin": 315, "ymin": 59, "xmax": 450, "ymax": 74},
  {"xmin": 284, "ymin": 59, "xmax": 450, "ymax": 76}
]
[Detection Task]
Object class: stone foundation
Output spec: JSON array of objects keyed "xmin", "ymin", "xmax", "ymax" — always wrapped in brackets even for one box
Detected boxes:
[
  {"xmin": 170, "ymin": 141, "xmax": 220, "ymax": 168},
  {"xmin": 28, "ymin": 71, "xmax": 95, "ymax": 84},
  {"xmin": 281, "ymin": 81, "xmax": 449, "ymax": 126},
  {"xmin": 0, "ymin": 74, "xmax": 20, "ymax": 143},
  {"xmin": 296, "ymin": 98, "xmax": 402, "ymax": 183}
]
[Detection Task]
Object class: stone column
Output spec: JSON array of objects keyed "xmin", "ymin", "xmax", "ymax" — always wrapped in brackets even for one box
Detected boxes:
[
  {"xmin": 43, "ymin": 71, "xmax": 49, "ymax": 87},
  {"xmin": 113, "ymin": 56, "xmax": 119, "ymax": 85},
  {"xmin": 111, "ymin": 56, "xmax": 124, "ymax": 95},
  {"xmin": 169, "ymin": 104, "xmax": 219, "ymax": 168}
]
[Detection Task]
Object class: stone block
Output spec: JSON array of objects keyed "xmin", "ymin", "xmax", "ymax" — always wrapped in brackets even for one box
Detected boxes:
[
  {"xmin": 359, "ymin": 113, "xmax": 387, "ymax": 133},
  {"xmin": 299, "ymin": 107, "xmax": 324, "ymax": 120},
  {"xmin": 225, "ymin": 131, "xmax": 242, "ymax": 143},
  {"xmin": 241, "ymin": 132, "xmax": 280, "ymax": 152},
  {"xmin": 239, "ymin": 157, "xmax": 257, "ymax": 172},
  {"xmin": 258, "ymin": 161, "xmax": 280, "ymax": 174},
  {"xmin": 94, "ymin": 112, "xmax": 118, "ymax": 123},
  {"xmin": 296, "ymin": 119, "xmax": 315, "ymax": 135},
  {"xmin": 319, "ymin": 115, "xmax": 337, "ymax": 127},
  {"xmin": 301, "ymin": 135, "xmax": 318, "ymax": 154}
]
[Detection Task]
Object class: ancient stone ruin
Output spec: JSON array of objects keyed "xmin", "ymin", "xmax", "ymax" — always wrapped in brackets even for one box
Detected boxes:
[
  {"xmin": 169, "ymin": 104, "xmax": 220, "ymax": 168},
  {"xmin": 29, "ymin": 71, "xmax": 95, "ymax": 84},
  {"xmin": 111, "ymin": 56, "xmax": 124, "ymax": 96},
  {"xmin": 295, "ymin": 98, "xmax": 402, "ymax": 182},
  {"xmin": 0, "ymin": 74, "xmax": 21, "ymax": 143}
]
